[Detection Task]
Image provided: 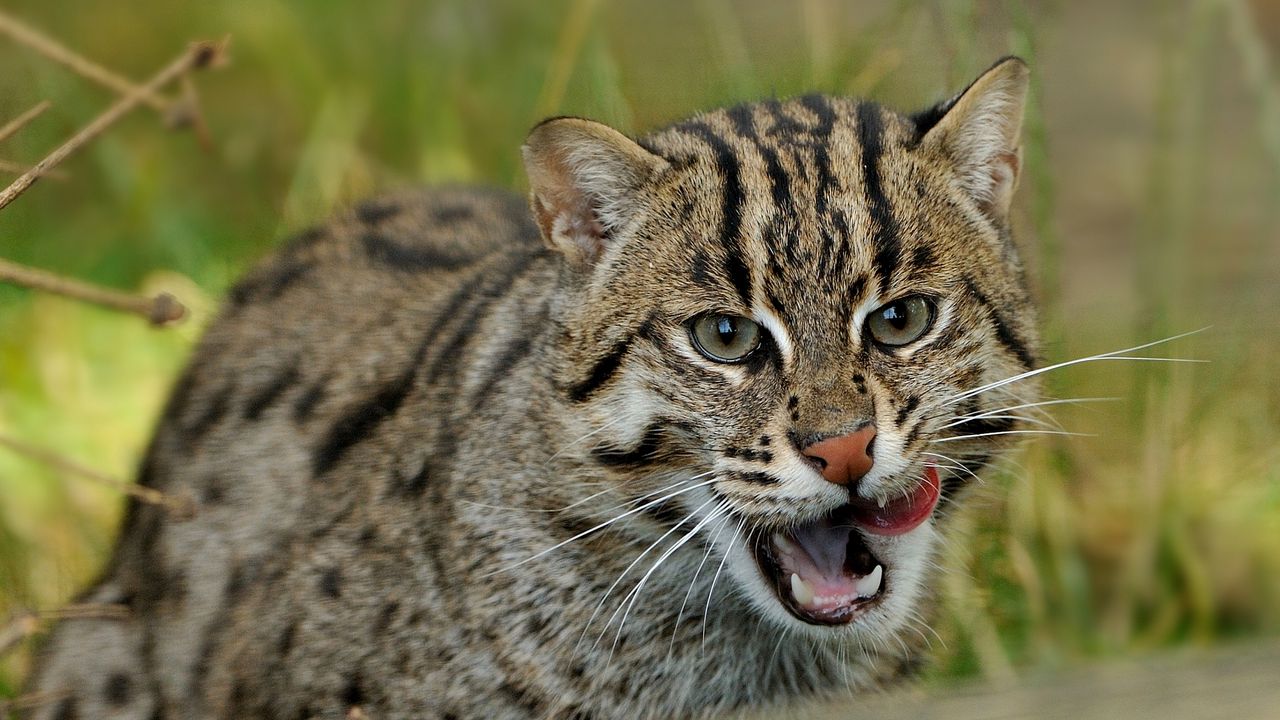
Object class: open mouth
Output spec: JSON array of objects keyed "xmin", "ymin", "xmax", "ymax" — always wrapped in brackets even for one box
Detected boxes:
[{"xmin": 751, "ymin": 467, "xmax": 940, "ymax": 625}]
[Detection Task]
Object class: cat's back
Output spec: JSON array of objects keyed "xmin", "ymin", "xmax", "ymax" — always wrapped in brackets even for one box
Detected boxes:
[{"xmin": 24, "ymin": 187, "xmax": 550, "ymax": 719}]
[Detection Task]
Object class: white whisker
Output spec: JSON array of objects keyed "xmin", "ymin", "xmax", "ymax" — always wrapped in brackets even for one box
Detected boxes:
[
  {"xmin": 605, "ymin": 499, "xmax": 727, "ymax": 657},
  {"xmin": 932, "ymin": 429, "xmax": 1091, "ymax": 443},
  {"xmin": 943, "ymin": 327, "xmax": 1208, "ymax": 406},
  {"xmin": 484, "ymin": 471, "xmax": 718, "ymax": 577},
  {"xmin": 670, "ymin": 510, "xmax": 733, "ymax": 658},
  {"xmin": 702, "ymin": 517, "xmax": 744, "ymax": 646}
]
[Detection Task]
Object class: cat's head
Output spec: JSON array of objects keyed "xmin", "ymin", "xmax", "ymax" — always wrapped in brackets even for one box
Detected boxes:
[{"xmin": 523, "ymin": 58, "xmax": 1039, "ymax": 645}]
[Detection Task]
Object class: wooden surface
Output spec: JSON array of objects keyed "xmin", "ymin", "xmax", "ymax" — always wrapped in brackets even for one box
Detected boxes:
[{"xmin": 748, "ymin": 640, "xmax": 1280, "ymax": 719}]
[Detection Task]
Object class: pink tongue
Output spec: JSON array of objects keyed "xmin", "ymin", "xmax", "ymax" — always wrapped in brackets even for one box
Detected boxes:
[{"xmin": 850, "ymin": 466, "xmax": 941, "ymax": 536}]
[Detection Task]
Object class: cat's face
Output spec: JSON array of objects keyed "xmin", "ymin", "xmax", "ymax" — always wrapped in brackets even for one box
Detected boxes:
[{"xmin": 525, "ymin": 59, "xmax": 1038, "ymax": 645}]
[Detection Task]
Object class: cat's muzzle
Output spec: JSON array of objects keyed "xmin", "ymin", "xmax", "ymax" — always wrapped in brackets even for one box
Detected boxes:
[{"xmin": 750, "ymin": 466, "xmax": 941, "ymax": 625}]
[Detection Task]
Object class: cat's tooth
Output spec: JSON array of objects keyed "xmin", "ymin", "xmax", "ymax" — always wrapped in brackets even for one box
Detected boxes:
[
  {"xmin": 789, "ymin": 573, "xmax": 815, "ymax": 606},
  {"xmin": 772, "ymin": 532, "xmax": 800, "ymax": 556},
  {"xmin": 855, "ymin": 565, "xmax": 883, "ymax": 598}
]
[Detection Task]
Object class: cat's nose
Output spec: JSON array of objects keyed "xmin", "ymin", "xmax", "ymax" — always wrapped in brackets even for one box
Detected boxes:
[{"xmin": 802, "ymin": 426, "xmax": 876, "ymax": 486}]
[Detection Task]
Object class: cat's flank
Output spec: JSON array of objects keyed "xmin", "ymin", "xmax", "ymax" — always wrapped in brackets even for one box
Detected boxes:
[{"xmin": 28, "ymin": 58, "xmax": 1038, "ymax": 719}]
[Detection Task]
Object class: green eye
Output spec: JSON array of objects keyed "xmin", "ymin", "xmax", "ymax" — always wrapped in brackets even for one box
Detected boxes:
[
  {"xmin": 690, "ymin": 314, "xmax": 762, "ymax": 363},
  {"xmin": 866, "ymin": 296, "xmax": 934, "ymax": 347}
]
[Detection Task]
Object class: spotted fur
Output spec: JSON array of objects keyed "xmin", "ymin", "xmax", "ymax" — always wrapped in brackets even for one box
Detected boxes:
[{"xmin": 27, "ymin": 58, "xmax": 1038, "ymax": 719}]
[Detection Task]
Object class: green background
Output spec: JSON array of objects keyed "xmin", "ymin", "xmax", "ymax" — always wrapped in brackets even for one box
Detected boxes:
[{"xmin": 1, "ymin": 0, "xmax": 1278, "ymax": 698}]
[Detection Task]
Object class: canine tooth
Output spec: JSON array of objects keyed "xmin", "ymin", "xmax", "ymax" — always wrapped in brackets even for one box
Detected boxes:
[
  {"xmin": 855, "ymin": 565, "xmax": 883, "ymax": 598},
  {"xmin": 790, "ymin": 573, "xmax": 815, "ymax": 605}
]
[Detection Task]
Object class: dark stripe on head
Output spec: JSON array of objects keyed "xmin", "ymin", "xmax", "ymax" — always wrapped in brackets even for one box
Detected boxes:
[
  {"xmin": 963, "ymin": 277, "xmax": 1036, "ymax": 370},
  {"xmin": 391, "ymin": 460, "xmax": 431, "ymax": 497},
  {"xmin": 566, "ymin": 314, "xmax": 653, "ymax": 403},
  {"xmin": 894, "ymin": 395, "xmax": 920, "ymax": 428},
  {"xmin": 798, "ymin": 94, "xmax": 837, "ymax": 216},
  {"xmin": 681, "ymin": 122, "xmax": 753, "ymax": 307},
  {"xmin": 902, "ymin": 418, "xmax": 923, "ymax": 450},
  {"xmin": 593, "ymin": 418, "xmax": 693, "ymax": 470},
  {"xmin": 642, "ymin": 497, "xmax": 688, "ymax": 530},
  {"xmin": 856, "ymin": 102, "xmax": 901, "ymax": 292},
  {"xmin": 724, "ymin": 470, "xmax": 779, "ymax": 486},
  {"xmin": 592, "ymin": 422, "xmax": 667, "ymax": 468},
  {"xmin": 727, "ymin": 103, "xmax": 792, "ymax": 211}
]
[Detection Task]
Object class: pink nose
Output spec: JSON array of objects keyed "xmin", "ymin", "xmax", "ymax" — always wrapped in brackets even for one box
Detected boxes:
[{"xmin": 802, "ymin": 426, "xmax": 876, "ymax": 486}]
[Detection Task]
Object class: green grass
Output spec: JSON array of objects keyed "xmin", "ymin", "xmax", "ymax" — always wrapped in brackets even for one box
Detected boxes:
[{"xmin": 2, "ymin": 0, "xmax": 1278, "ymax": 697}]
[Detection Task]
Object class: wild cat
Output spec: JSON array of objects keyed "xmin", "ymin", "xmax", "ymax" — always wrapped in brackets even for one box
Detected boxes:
[{"xmin": 28, "ymin": 57, "xmax": 1046, "ymax": 718}]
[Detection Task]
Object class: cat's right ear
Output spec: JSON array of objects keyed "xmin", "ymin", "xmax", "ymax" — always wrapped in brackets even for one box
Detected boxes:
[
  {"xmin": 914, "ymin": 57, "xmax": 1030, "ymax": 223},
  {"xmin": 522, "ymin": 117, "xmax": 668, "ymax": 269}
]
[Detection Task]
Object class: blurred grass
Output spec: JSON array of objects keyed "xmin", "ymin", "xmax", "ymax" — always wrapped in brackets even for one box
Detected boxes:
[{"xmin": 1, "ymin": 0, "xmax": 1278, "ymax": 697}]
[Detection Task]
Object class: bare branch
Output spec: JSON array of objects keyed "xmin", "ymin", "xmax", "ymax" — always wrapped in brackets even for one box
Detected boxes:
[
  {"xmin": 0, "ymin": 434, "xmax": 195, "ymax": 518},
  {"xmin": 0, "ymin": 257, "xmax": 186, "ymax": 325},
  {"xmin": 0, "ymin": 10, "xmax": 180, "ymax": 121},
  {"xmin": 0, "ymin": 100, "xmax": 51, "ymax": 144},
  {"xmin": 0, "ymin": 38, "xmax": 226, "ymax": 213},
  {"xmin": 0, "ymin": 159, "xmax": 67, "ymax": 180}
]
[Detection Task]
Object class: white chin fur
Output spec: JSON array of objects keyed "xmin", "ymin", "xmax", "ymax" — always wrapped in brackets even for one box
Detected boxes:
[{"xmin": 717, "ymin": 517, "xmax": 939, "ymax": 644}]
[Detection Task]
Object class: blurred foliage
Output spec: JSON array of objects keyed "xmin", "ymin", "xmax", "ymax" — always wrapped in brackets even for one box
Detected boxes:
[{"xmin": 1, "ymin": 0, "xmax": 1278, "ymax": 698}]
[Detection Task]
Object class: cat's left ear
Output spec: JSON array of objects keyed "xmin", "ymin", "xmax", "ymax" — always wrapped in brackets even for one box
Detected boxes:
[
  {"xmin": 522, "ymin": 117, "xmax": 669, "ymax": 269},
  {"xmin": 915, "ymin": 57, "xmax": 1030, "ymax": 222}
]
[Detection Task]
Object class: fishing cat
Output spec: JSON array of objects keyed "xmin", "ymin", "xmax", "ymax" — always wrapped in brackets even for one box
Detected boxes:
[{"xmin": 26, "ymin": 57, "xmax": 1038, "ymax": 719}]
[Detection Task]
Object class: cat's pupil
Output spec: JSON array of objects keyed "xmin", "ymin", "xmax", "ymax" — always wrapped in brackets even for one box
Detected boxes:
[
  {"xmin": 717, "ymin": 317, "xmax": 738, "ymax": 345},
  {"xmin": 883, "ymin": 303, "xmax": 910, "ymax": 330}
]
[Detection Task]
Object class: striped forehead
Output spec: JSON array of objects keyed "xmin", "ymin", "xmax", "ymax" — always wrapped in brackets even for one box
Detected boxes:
[{"xmin": 645, "ymin": 95, "xmax": 939, "ymax": 343}]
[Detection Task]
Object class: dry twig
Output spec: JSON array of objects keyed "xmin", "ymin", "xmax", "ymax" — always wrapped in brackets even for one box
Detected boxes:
[
  {"xmin": 0, "ymin": 38, "xmax": 226, "ymax": 213},
  {"xmin": 0, "ymin": 604, "xmax": 129, "ymax": 655},
  {"xmin": 0, "ymin": 434, "xmax": 195, "ymax": 518},
  {"xmin": 0, "ymin": 100, "xmax": 51, "ymax": 144},
  {"xmin": 0, "ymin": 160, "xmax": 67, "ymax": 180},
  {"xmin": 0, "ymin": 257, "xmax": 185, "ymax": 325},
  {"xmin": 0, "ymin": 10, "xmax": 194, "ymax": 125}
]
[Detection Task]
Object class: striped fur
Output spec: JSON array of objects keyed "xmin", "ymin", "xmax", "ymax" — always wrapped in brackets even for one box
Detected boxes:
[{"xmin": 27, "ymin": 59, "xmax": 1038, "ymax": 719}]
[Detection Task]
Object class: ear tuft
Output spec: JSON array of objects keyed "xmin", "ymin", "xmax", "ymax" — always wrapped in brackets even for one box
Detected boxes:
[
  {"xmin": 522, "ymin": 118, "xmax": 667, "ymax": 268},
  {"xmin": 917, "ymin": 57, "xmax": 1030, "ymax": 221}
]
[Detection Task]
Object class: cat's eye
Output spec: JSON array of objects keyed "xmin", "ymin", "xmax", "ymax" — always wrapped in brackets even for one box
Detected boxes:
[
  {"xmin": 689, "ymin": 314, "xmax": 762, "ymax": 363},
  {"xmin": 866, "ymin": 296, "xmax": 934, "ymax": 347}
]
